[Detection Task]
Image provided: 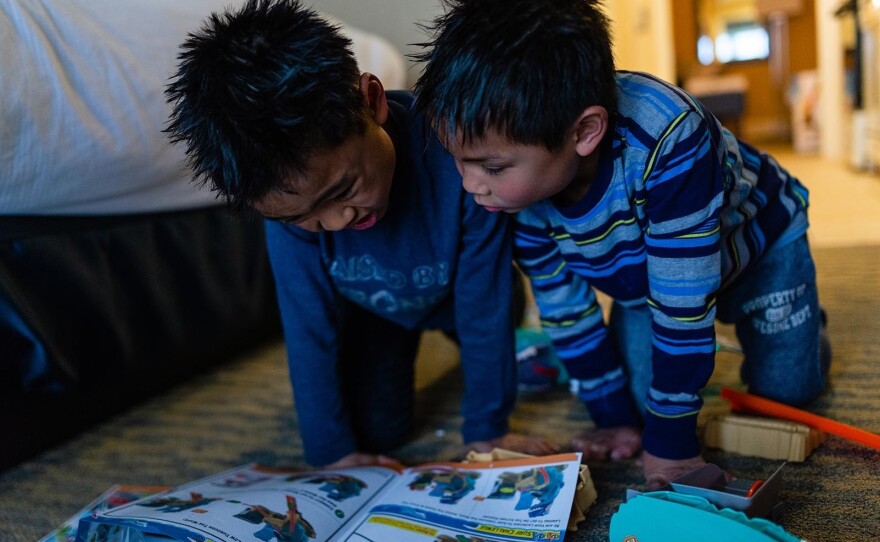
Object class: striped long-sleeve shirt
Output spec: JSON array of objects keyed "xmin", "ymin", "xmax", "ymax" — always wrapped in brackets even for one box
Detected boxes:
[{"xmin": 514, "ymin": 71, "xmax": 810, "ymax": 459}]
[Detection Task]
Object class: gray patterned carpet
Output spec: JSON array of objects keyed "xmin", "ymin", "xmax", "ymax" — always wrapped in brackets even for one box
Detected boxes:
[{"xmin": 2, "ymin": 244, "xmax": 879, "ymax": 541}]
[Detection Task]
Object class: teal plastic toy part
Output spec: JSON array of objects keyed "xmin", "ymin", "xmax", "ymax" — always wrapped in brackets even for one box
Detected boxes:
[
  {"xmin": 609, "ymin": 491, "xmax": 804, "ymax": 542},
  {"xmin": 514, "ymin": 327, "xmax": 568, "ymax": 391}
]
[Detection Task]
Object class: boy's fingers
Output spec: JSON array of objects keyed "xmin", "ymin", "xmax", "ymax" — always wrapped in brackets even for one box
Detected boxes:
[
  {"xmin": 529, "ymin": 438, "xmax": 561, "ymax": 455},
  {"xmin": 609, "ymin": 445, "xmax": 637, "ymax": 460}
]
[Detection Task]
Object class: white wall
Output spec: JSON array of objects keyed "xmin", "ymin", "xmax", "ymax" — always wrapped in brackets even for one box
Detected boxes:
[
  {"xmin": 305, "ymin": 0, "xmax": 444, "ymax": 88},
  {"xmin": 815, "ymin": 0, "xmax": 848, "ymax": 160},
  {"xmin": 306, "ymin": 0, "xmax": 677, "ymax": 88}
]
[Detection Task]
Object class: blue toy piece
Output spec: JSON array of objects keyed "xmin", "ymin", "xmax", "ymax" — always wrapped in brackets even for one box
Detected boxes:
[
  {"xmin": 308, "ymin": 475, "xmax": 367, "ymax": 501},
  {"xmin": 408, "ymin": 468, "xmax": 480, "ymax": 505},
  {"xmin": 487, "ymin": 465, "xmax": 567, "ymax": 517}
]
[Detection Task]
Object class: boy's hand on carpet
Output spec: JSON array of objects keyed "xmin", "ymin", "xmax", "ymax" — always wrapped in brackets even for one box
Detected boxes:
[
  {"xmin": 322, "ymin": 452, "xmax": 403, "ymax": 470},
  {"xmin": 570, "ymin": 426, "xmax": 641, "ymax": 461},
  {"xmin": 467, "ymin": 433, "xmax": 561, "ymax": 456},
  {"xmin": 640, "ymin": 450, "xmax": 707, "ymax": 491}
]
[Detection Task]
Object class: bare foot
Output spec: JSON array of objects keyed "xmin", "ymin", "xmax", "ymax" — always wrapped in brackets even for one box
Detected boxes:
[
  {"xmin": 466, "ymin": 432, "xmax": 561, "ymax": 456},
  {"xmin": 640, "ymin": 450, "xmax": 706, "ymax": 490},
  {"xmin": 569, "ymin": 426, "xmax": 641, "ymax": 461}
]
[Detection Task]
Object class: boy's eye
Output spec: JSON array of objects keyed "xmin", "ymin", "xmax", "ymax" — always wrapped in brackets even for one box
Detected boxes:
[
  {"xmin": 335, "ymin": 183, "xmax": 356, "ymax": 202},
  {"xmin": 278, "ymin": 215, "xmax": 305, "ymax": 225},
  {"xmin": 483, "ymin": 165, "xmax": 504, "ymax": 176}
]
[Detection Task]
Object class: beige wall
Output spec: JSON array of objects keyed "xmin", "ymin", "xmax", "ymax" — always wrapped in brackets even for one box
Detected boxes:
[
  {"xmin": 605, "ymin": 0, "xmax": 676, "ymax": 83},
  {"xmin": 671, "ymin": 0, "xmax": 820, "ymax": 144}
]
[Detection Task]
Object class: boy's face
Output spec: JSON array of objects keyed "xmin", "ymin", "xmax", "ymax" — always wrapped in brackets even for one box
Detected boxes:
[
  {"xmin": 444, "ymin": 129, "xmax": 582, "ymax": 214},
  {"xmin": 441, "ymin": 107, "xmax": 607, "ymax": 212},
  {"xmin": 253, "ymin": 74, "xmax": 395, "ymax": 232}
]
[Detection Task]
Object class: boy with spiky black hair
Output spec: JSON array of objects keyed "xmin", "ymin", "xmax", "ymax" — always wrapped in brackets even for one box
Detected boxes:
[
  {"xmin": 414, "ymin": 0, "xmax": 830, "ymax": 488},
  {"xmin": 165, "ymin": 0, "xmax": 557, "ymax": 469}
]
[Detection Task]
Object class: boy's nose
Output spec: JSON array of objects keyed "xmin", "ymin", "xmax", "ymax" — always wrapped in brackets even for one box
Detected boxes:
[
  {"xmin": 462, "ymin": 174, "xmax": 489, "ymax": 196},
  {"xmin": 317, "ymin": 206, "xmax": 355, "ymax": 231}
]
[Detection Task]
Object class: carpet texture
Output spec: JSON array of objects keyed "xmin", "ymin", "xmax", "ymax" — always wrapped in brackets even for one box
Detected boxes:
[{"xmin": 2, "ymin": 244, "xmax": 879, "ymax": 541}]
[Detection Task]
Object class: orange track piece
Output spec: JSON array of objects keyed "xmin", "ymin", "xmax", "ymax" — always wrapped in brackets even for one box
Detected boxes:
[{"xmin": 721, "ymin": 387, "xmax": 880, "ymax": 451}]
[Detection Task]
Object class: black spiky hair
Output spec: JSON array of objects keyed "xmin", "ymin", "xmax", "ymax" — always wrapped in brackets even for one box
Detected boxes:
[
  {"xmin": 165, "ymin": 0, "xmax": 365, "ymax": 212},
  {"xmin": 413, "ymin": 0, "xmax": 616, "ymax": 150}
]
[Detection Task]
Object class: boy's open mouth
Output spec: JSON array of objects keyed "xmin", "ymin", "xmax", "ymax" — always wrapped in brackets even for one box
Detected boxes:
[{"xmin": 350, "ymin": 212, "xmax": 378, "ymax": 230}]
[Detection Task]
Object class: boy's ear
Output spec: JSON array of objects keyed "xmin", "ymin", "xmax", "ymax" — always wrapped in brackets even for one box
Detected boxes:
[
  {"xmin": 359, "ymin": 72, "xmax": 388, "ymax": 125},
  {"xmin": 572, "ymin": 106, "xmax": 608, "ymax": 157}
]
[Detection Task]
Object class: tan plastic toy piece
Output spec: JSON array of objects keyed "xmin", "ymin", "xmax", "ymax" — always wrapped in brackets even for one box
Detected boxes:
[
  {"xmin": 704, "ymin": 414, "xmax": 825, "ymax": 461},
  {"xmin": 465, "ymin": 448, "xmax": 597, "ymax": 531}
]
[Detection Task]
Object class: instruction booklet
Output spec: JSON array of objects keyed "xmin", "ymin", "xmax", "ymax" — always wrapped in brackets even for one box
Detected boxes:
[
  {"xmin": 40, "ymin": 484, "xmax": 169, "ymax": 542},
  {"xmin": 76, "ymin": 451, "xmax": 591, "ymax": 542}
]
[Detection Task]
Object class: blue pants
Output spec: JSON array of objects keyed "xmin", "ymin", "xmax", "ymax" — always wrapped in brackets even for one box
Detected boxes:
[
  {"xmin": 611, "ymin": 235, "xmax": 829, "ymax": 415},
  {"xmin": 338, "ymin": 301, "xmax": 419, "ymax": 454}
]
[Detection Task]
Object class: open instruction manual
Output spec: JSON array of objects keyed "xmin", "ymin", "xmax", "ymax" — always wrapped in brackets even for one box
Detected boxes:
[{"xmin": 76, "ymin": 451, "xmax": 589, "ymax": 542}]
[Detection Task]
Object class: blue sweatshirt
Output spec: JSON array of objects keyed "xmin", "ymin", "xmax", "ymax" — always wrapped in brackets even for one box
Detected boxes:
[
  {"xmin": 515, "ymin": 72, "xmax": 809, "ymax": 459},
  {"xmin": 264, "ymin": 91, "xmax": 517, "ymax": 465}
]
